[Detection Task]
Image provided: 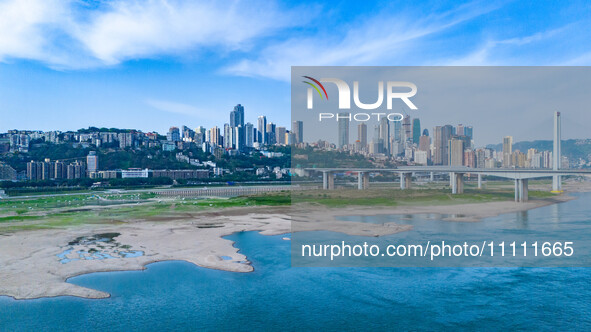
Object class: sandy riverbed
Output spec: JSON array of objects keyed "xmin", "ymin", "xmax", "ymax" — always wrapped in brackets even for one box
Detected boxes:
[{"xmin": 0, "ymin": 194, "xmax": 576, "ymax": 300}]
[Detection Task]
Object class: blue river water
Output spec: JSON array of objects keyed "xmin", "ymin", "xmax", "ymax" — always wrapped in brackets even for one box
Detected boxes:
[{"xmin": 1, "ymin": 194, "xmax": 591, "ymax": 330}]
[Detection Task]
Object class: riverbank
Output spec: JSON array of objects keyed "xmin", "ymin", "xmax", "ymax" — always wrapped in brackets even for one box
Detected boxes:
[{"xmin": 0, "ymin": 192, "xmax": 576, "ymax": 300}]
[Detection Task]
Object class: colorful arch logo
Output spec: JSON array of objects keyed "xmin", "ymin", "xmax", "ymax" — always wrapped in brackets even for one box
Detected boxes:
[{"xmin": 302, "ymin": 76, "xmax": 328, "ymax": 100}]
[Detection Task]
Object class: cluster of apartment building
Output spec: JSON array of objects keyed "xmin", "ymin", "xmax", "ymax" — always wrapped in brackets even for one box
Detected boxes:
[{"xmin": 309, "ymin": 114, "xmax": 570, "ymax": 169}]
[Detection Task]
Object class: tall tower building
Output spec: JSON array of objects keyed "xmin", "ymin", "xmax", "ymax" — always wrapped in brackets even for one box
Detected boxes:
[
  {"xmin": 230, "ymin": 104, "xmax": 245, "ymax": 128},
  {"xmin": 292, "ymin": 121, "xmax": 303, "ymax": 144},
  {"xmin": 433, "ymin": 125, "xmax": 453, "ymax": 165},
  {"xmin": 503, "ymin": 136, "xmax": 513, "ymax": 167},
  {"xmin": 392, "ymin": 120, "xmax": 402, "ymax": 142},
  {"xmin": 402, "ymin": 115, "xmax": 411, "ymax": 142},
  {"xmin": 211, "ymin": 126, "xmax": 221, "ymax": 146},
  {"xmin": 357, "ymin": 123, "xmax": 367, "ymax": 149},
  {"xmin": 167, "ymin": 127, "xmax": 180, "ymax": 142},
  {"xmin": 276, "ymin": 127, "xmax": 287, "ymax": 145},
  {"xmin": 87, "ymin": 151, "xmax": 98, "ymax": 173},
  {"xmin": 245, "ymin": 123, "xmax": 254, "ymax": 147},
  {"xmin": 223, "ymin": 124, "xmax": 233, "ymax": 148},
  {"xmin": 449, "ymin": 138, "xmax": 464, "ymax": 166},
  {"xmin": 379, "ymin": 117, "xmax": 390, "ymax": 154},
  {"xmin": 412, "ymin": 118, "xmax": 421, "ymax": 144},
  {"xmin": 258, "ymin": 116, "xmax": 267, "ymax": 145},
  {"xmin": 552, "ymin": 111, "xmax": 562, "ymax": 192},
  {"xmin": 266, "ymin": 123, "xmax": 276, "ymax": 145},
  {"xmin": 337, "ymin": 113, "xmax": 350, "ymax": 149}
]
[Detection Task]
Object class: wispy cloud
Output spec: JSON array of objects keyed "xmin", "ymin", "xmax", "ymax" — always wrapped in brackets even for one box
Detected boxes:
[
  {"xmin": 223, "ymin": 1, "xmax": 501, "ymax": 81},
  {"xmin": 0, "ymin": 0, "xmax": 311, "ymax": 68},
  {"xmin": 444, "ymin": 27, "xmax": 572, "ymax": 65},
  {"xmin": 144, "ymin": 98, "xmax": 222, "ymax": 123}
]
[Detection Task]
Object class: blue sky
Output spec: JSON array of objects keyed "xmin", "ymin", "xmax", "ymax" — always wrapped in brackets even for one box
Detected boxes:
[{"xmin": 1, "ymin": 0, "xmax": 591, "ymax": 144}]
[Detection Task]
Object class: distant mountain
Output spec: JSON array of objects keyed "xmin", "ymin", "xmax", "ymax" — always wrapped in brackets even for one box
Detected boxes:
[{"xmin": 486, "ymin": 139, "xmax": 591, "ymax": 161}]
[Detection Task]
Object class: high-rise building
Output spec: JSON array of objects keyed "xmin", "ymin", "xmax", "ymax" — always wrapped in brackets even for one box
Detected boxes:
[
  {"xmin": 379, "ymin": 117, "xmax": 390, "ymax": 154},
  {"xmin": 433, "ymin": 125, "xmax": 453, "ymax": 165},
  {"xmin": 449, "ymin": 138, "xmax": 464, "ymax": 166},
  {"xmin": 266, "ymin": 123, "xmax": 276, "ymax": 145},
  {"xmin": 337, "ymin": 113, "xmax": 350, "ymax": 149},
  {"xmin": 402, "ymin": 115, "xmax": 411, "ymax": 142},
  {"xmin": 418, "ymin": 135, "xmax": 430, "ymax": 152},
  {"xmin": 503, "ymin": 136, "xmax": 513, "ymax": 167},
  {"xmin": 230, "ymin": 104, "xmax": 245, "ymax": 128},
  {"xmin": 87, "ymin": 151, "xmax": 98, "ymax": 173},
  {"xmin": 412, "ymin": 118, "xmax": 421, "ymax": 144},
  {"xmin": 258, "ymin": 116, "xmax": 267, "ymax": 145},
  {"xmin": 223, "ymin": 124, "xmax": 233, "ymax": 148},
  {"xmin": 234, "ymin": 126, "xmax": 245, "ymax": 151},
  {"xmin": 292, "ymin": 121, "xmax": 303, "ymax": 144},
  {"xmin": 276, "ymin": 127, "xmax": 286, "ymax": 145},
  {"xmin": 357, "ymin": 123, "xmax": 367, "ymax": 149},
  {"xmin": 167, "ymin": 127, "xmax": 180, "ymax": 142},
  {"xmin": 210, "ymin": 126, "xmax": 221, "ymax": 146},
  {"xmin": 195, "ymin": 126, "xmax": 206, "ymax": 145},
  {"xmin": 245, "ymin": 123, "xmax": 254, "ymax": 147},
  {"xmin": 392, "ymin": 120, "xmax": 402, "ymax": 142},
  {"xmin": 464, "ymin": 126, "xmax": 473, "ymax": 140}
]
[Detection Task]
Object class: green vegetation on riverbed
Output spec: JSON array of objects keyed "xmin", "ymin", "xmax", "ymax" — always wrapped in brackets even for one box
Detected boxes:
[{"xmin": 0, "ymin": 188, "xmax": 561, "ymax": 232}]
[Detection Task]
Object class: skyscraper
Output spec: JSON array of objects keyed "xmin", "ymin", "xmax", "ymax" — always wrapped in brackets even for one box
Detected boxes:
[
  {"xmin": 393, "ymin": 120, "xmax": 402, "ymax": 142},
  {"xmin": 210, "ymin": 126, "xmax": 221, "ymax": 146},
  {"xmin": 276, "ymin": 127, "xmax": 286, "ymax": 145},
  {"xmin": 87, "ymin": 151, "xmax": 98, "ymax": 173},
  {"xmin": 292, "ymin": 121, "xmax": 303, "ymax": 144},
  {"xmin": 357, "ymin": 123, "xmax": 367, "ymax": 149},
  {"xmin": 258, "ymin": 116, "xmax": 267, "ymax": 145},
  {"xmin": 433, "ymin": 125, "xmax": 453, "ymax": 165},
  {"xmin": 230, "ymin": 104, "xmax": 245, "ymax": 128},
  {"xmin": 223, "ymin": 123, "xmax": 233, "ymax": 148},
  {"xmin": 412, "ymin": 118, "xmax": 421, "ymax": 144},
  {"xmin": 379, "ymin": 117, "xmax": 390, "ymax": 154},
  {"xmin": 234, "ymin": 126, "xmax": 245, "ymax": 151},
  {"xmin": 167, "ymin": 127, "xmax": 180, "ymax": 142},
  {"xmin": 449, "ymin": 138, "xmax": 464, "ymax": 166},
  {"xmin": 195, "ymin": 126, "xmax": 206, "ymax": 145},
  {"xmin": 245, "ymin": 123, "xmax": 254, "ymax": 147},
  {"xmin": 503, "ymin": 136, "xmax": 513, "ymax": 167},
  {"xmin": 337, "ymin": 113, "xmax": 350, "ymax": 149},
  {"xmin": 402, "ymin": 115, "xmax": 411, "ymax": 142},
  {"xmin": 266, "ymin": 122, "xmax": 276, "ymax": 145}
]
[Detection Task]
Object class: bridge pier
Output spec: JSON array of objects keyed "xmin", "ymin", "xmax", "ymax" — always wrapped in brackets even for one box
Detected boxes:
[
  {"xmin": 430, "ymin": 172, "xmax": 434, "ymax": 182},
  {"xmin": 478, "ymin": 174, "xmax": 482, "ymax": 189},
  {"xmin": 399, "ymin": 172, "xmax": 412, "ymax": 190},
  {"xmin": 323, "ymin": 171, "xmax": 335, "ymax": 190},
  {"xmin": 552, "ymin": 175, "xmax": 562, "ymax": 193},
  {"xmin": 451, "ymin": 172, "xmax": 465, "ymax": 194},
  {"xmin": 515, "ymin": 179, "xmax": 529, "ymax": 202},
  {"xmin": 357, "ymin": 172, "xmax": 370, "ymax": 190}
]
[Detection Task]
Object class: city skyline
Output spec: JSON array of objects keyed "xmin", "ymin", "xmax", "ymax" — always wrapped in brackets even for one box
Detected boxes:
[{"xmin": 3, "ymin": 1, "xmax": 591, "ymax": 144}]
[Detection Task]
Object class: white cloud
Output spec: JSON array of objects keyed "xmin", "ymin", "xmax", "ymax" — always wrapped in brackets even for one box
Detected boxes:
[
  {"xmin": 223, "ymin": 2, "xmax": 501, "ymax": 81},
  {"xmin": 0, "ymin": 0, "xmax": 74, "ymax": 64},
  {"xmin": 144, "ymin": 98, "xmax": 222, "ymax": 123},
  {"xmin": 0, "ymin": 0, "xmax": 310, "ymax": 68}
]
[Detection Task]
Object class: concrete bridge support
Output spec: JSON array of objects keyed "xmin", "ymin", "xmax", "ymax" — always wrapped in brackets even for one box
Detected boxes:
[
  {"xmin": 430, "ymin": 172, "xmax": 434, "ymax": 182},
  {"xmin": 552, "ymin": 175, "xmax": 562, "ymax": 193},
  {"xmin": 323, "ymin": 171, "xmax": 335, "ymax": 190},
  {"xmin": 357, "ymin": 172, "xmax": 370, "ymax": 190},
  {"xmin": 515, "ymin": 179, "xmax": 529, "ymax": 202},
  {"xmin": 451, "ymin": 172, "xmax": 465, "ymax": 194},
  {"xmin": 478, "ymin": 174, "xmax": 483, "ymax": 189},
  {"xmin": 399, "ymin": 172, "xmax": 412, "ymax": 190}
]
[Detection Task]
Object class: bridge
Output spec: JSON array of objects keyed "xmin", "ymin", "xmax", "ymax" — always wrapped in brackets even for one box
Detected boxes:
[
  {"xmin": 303, "ymin": 112, "xmax": 591, "ymax": 203},
  {"xmin": 304, "ymin": 166, "xmax": 591, "ymax": 202}
]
